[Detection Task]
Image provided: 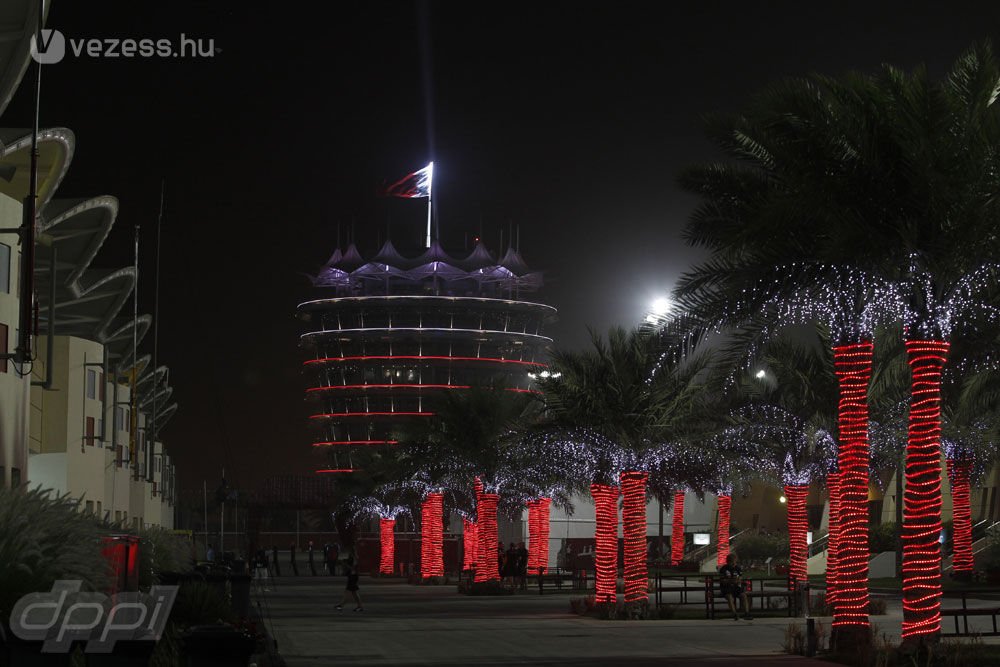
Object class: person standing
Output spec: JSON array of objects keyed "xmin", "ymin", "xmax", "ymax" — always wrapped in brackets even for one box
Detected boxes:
[
  {"xmin": 326, "ymin": 542, "xmax": 338, "ymax": 576},
  {"xmin": 272, "ymin": 544, "xmax": 281, "ymax": 577},
  {"xmin": 335, "ymin": 549, "xmax": 363, "ymax": 612},
  {"xmin": 290, "ymin": 541, "xmax": 300, "ymax": 576},
  {"xmin": 206, "ymin": 543, "xmax": 216, "ymax": 563},
  {"xmin": 308, "ymin": 540, "xmax": 318, "ymax": 576},
  {"xmin": 515, "ymin": 541, "xmax": 529, "ymax": 590}
]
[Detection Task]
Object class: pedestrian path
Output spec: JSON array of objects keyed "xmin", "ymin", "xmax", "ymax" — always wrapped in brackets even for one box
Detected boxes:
[{"xmin": 260, "ymin": 576, "xmax": 846, "ymax": 666}]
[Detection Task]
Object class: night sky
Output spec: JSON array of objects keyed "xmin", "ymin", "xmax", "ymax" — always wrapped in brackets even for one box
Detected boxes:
[{"xmin": 6, "ymin": 1, "xmax": 997, "ymax": 491}]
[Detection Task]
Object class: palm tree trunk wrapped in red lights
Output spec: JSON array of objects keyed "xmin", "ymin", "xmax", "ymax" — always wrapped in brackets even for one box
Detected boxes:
[
  {"xmin": 825, "ymin": 472, "xmax": 841, "ymax": 607},
  {"xmin": 474, "ymin": 492, "xmax": 500, "ymax": 583},
  {"xmin": 621, "ymin": 471, "xmax": 649, "ymax": 603},
  {"xmin": 527, "ymin": 497, "xmax": 552, "ymax": 575},
  {"xmin": 901, "ymin": 340, "xmax": 949, "ymax": 640},
  {"xmin": 670, "ymin": 490, "xmax": 685, "ymax": 567},
  {"xmin": 784, "ymin": 484, "xmax": 809, "ymax": 585},
  {"xmin": 716, "ymin": 494, "xmax": 732, "ymax": 569},
  {"xmin": 379, "ymin": 518, "xmax": 396, "ymax": 575},
  {"xmin": 947, "ymin": 459, "xmax": 974, "ymax": 576},
  {"xmin": 420, "ymin": 492, "xmax": 444, "ymax": 578},
  {"xmin": 591, "ymin": 483, "xmax": 619, "ymax": 603},
  {"xmin": 462, "ymin": 517, "xmax": 478, "ymax": 572},
  {"xmin": 831, "ymin": 342, "xmax": 873, "ymax": 632}
]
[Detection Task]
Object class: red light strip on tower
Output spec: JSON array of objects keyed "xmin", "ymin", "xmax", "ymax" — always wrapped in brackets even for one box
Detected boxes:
[
  {"xmin": 312, "ymin": 440, "xmax": 398, "ymax": 447},
  {"xmin": 671, "ymin": 490, "xmax": 686, "ymax": 567},
  {"xmin": 826, "ymin": 472, "xmax": 841, "ymax": 607},
  {"xmin": 379, "ymin": 517, "xmax": 396, "ymax": 575},
  {"xmin": 948, "ymin": 459, "xmax": 974, "ymax": 575},
  {"xmin": 621, "ymin": 471, "xmax": 649, "ymax": 603},
  {"xmin": 304, "ymin": 355, "xmax": 548, "ymax": 367},
  {"xmin": 309, "ymin": 412, "xmax": 434, "ymax": 419},
  {"xmin": 475, "ymin": 493, "xmax": 500, "ymax": 583},
  {"xmin": 462, "ymin": 517, "xmax": 478, "ymax": 572},
  {"xmin": 420, "ymin": 492, "xmax": 444, "ymax": 579},
  {"xmin": 315, "ymin": 468, "xmax": 358, "ymax": 473},
  {"xmin": 832, "ymin": 342, "xmax": 873, "ymax": 629},
  {"xmin": 527, "ymin": 499, "xmax": 540, "ymax": 574},
  {"xmin": 307, "ymin": 384, "xmax": 470, "ymax": 392},
  {"xmin": 591, "ymin": 483, "xmax": 619, "ymax": 603},
  {"xmin": 785, "ymin": 484, "xmax": 809, "ymax": 585},
  {"xmin": 716, "ymin": 494, "xmax": 732, "ymax": 569},
  {"xmin": 902, "ymin": 339, "xmax": 948, "ymax": 639}
]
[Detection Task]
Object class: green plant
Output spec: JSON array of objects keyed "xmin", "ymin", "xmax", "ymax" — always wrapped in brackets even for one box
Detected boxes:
[
  {"xmin": 869, "ymin": 522, "xmax": 900, "ymax": 554},
  {"xmin": 782, "ymin": 622, "xmax": 805, "ymax": 655},
  {"xmin": 732, "ymin": 533, "xmax": 789, "ymax": 566},
  {"xmin": 137, "ymin": 526, "xmax": 194, "ymax": 589},
  {"xmin": 0, "ymin": 486, "xmax": 111, "ymax": 618}
]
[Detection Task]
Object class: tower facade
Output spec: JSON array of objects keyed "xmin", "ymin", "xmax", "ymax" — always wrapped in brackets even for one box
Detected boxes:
[{"xmin": 298, "ymin": 239, "xmax": 556, "ymax": 472}]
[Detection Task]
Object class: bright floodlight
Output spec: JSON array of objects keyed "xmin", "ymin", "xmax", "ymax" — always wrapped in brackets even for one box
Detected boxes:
[
  {"xmin": 779, "ymin": 495, "xmax": 787, "ymax": 504},
  {"xmin": 651, "ymin": 297, "xmax": 671, "ymax": 316},
  {"xmin": 755, "ymin": 370, "xmax": 767, "ymax": 379}
]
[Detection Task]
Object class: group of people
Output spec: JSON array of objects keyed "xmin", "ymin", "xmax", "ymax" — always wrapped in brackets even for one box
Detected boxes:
[{"xmin": 499, "ymin": 541, "xmax": 530, "ymax": 588}]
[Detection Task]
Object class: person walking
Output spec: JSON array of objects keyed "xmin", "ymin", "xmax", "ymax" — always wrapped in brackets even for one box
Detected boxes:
[{"xmin": 335, "ymin": 549, "xmax": 364, "ymax": 612}]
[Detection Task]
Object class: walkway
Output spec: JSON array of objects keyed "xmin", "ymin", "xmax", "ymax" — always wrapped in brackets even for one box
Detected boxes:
[{"xmin": 261, "ymin": 576, "xmax": 841, "ymax": 666}]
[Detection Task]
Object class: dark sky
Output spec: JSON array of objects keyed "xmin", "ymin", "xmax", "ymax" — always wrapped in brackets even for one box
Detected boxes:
[{"xmin": 7, "ymin": 0, "xmax": 998, "ymax": 491}]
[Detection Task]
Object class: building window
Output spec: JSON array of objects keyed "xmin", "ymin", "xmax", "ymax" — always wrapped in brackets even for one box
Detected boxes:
[
  {"xmin": 85, "ymin": 417, "xmax": 95, "ymax": 446},
  {"xmin": 0, "ymin": 242, "xmax": 9, "ymax": 294},
  {"xmin": 86, "ymin": 369, "xmax": 98, "ymax": 400},
  {"xmin": 115, "ymin": 406, "xmax": 129, "ymax": 432},
  {"xmin": 11, "ymin": 468, "xmax": 20, "ymax": 487},
  {"xmin": 0, "ymin": 322, "xmax": 7, "ymax": 374}
]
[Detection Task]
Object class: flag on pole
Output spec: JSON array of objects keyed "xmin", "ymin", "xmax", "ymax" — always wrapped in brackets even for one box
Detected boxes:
[{"xmin": 379, "ymin": 162, "xmax": 433, "ymax": 198}]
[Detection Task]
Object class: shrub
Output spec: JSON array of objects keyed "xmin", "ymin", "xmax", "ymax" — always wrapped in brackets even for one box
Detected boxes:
[
  {"xmin": 169, "ymin": 582, "xmax": 235, "ymax": 628},
  {"xmin": 0, "ymin": 486, "xmax": 111, "ymax": 618},
  {"xmin": 138, "ymin": 526, "xmax": 194, "ymax": 589},
  {"xmin": 869, "ymin": 522, "xmax": 900, "ymax": 553},
  {"xmin": 732, "ymin": 533, "xmax": 789, "ymax": 566}
]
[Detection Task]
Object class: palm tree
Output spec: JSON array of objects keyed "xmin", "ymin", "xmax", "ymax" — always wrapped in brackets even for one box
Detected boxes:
[
  {"xmin": 396, "ymin": 385, "xmax": 539, "ymax": 583},
  {"xmin": 541, "ymin": 325, "xmax": 711, "ymax": 605},
  {"xmin": 678, "ymin": 43, "xmax": 1000, "ymax": 644}
]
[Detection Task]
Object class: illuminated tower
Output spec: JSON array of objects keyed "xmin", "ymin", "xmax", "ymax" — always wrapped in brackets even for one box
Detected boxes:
[{"xmin": 298, "ymin": 238, "xmax": 555, "ymax": 473}]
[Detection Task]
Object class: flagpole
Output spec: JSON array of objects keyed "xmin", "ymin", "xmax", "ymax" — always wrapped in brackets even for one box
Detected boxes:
[{"xmin": 424, "ymin": 161, "xmax": 434, "ymax": 248}]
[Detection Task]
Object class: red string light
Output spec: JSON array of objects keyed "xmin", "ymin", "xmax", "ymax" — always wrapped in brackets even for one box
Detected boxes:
[
  {"xmin": 902, "ymin": 340, "xmax": 948, "ymax": 640},
  {"xmin": 832, "ymin": 342, "xmax": 873, "ymax": 629},
  {"xmin": 420, "ymin": 493, "xmax": 444, "ymax": 579},
  {"xmin": 462, "ymin": 517, "xmax": 478, "ymax": 572},
  {"xmin": 527, "ymin": 500, "xmax": 541, "ymax": 574},
  {"xmin": 785, "ymin": 484, "xmax": 809, "ymax": 585},
  {"xmin": 536, "ymin": 497, "xmax": 551, "ymax": 574},
  {"xmin": 671, "ymin": 491, "xmax": 685, "ymax": 567},
  {"xmin": 379, "ymin": 518, "xmax": 396, "ymax": 575},
  {"xmin": 826, "ymin": 472, "xmax": 841, "ymax": 607},
  {"xmin": 591, "ymin": 483, "xmax": 619, "ymax": 603},
  {"xmin": 304, "ymin": 355, "xmax": 547, "ymax": 367},
  {"xmin": 716, "ymin": 494, "xmax": 732, "ymax": 569},
  {"xmin": 475, "ymin": 493, "xmax": 500, "ymax": 583},
  {"xmin": 947, "ymin": 459, "xmax": 974, "ymax": 575},
  {"xmin": 312, "ymin": 440, "xmax": 397, "ymax": 447},
  {"xmin": 621, "ymin": 471, "xmax": 649, "ymax": 603}
]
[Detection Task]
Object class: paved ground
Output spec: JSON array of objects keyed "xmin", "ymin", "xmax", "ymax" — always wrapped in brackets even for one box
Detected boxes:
[{"xmin": 257, "ymin": 576, "xmax": 996, "ymax": 666}]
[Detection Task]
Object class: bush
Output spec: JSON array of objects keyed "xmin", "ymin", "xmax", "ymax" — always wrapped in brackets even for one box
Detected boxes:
[
  {"xmin": 731, "ymin": 533, "xmax": 789, "ymax": 566},
  {"xmin": 0, "ymin": 486, "xmax": 111, "ymax": 618},
  {"xmin": 138, "ymin": 526, "xmax": 194, "ymax": 589},
  {"xmin": 869, "ymin": 522, "xmax": 900, "ymax": 553}
]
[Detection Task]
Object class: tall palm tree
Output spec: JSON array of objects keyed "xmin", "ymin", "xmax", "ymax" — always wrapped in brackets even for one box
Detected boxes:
[
  {"xmin": 677, "ymin": 43, "xmax": 1000, "ymax": 645},
  {"xmin": 396, "ymin": 385, "xmax": 539, "ymax": 583},
  {"xmin": 541, "ymin": 325, "xmax": 710, "ymax": 605}
]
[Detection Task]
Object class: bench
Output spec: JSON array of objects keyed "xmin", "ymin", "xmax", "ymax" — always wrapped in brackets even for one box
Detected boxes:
[
  {"xmin": 941, "ymin": 591, "xmax": 1000, "ymax": 637},
  {"xmin": 653, "ymin": 573, "xmax": 705, "ymax": 607},
  {"xmin": 704, "ymin": 576, "xmax": 800, "ymax": 619},
  {"xmin": 532, "ymin": 568, "xmax": 589, "ymax": 594}
]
